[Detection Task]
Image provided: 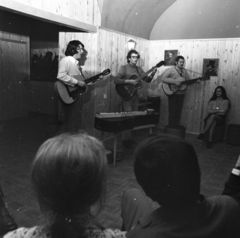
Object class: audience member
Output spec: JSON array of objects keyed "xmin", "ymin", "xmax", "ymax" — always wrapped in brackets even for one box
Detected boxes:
[
  {"xmin": 197, "ymin": 86, "xmax": 230, "ymax": 148},
  {"xmin": 4, "ymin": 132, "xmax": 126, "ymax": 238},
  {"xmin": 121, "ymin": 134, "xmax": 240, "ymax": 238},
  {"xmin": 0, "ymin": 185, "xmax": 17, "ymax": 236}
]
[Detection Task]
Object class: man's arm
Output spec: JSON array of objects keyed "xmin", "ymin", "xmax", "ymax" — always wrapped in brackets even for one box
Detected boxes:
[
  {"xmin": 222, "ymin": 155, "xmax": 240, "ymax": 206},
  {"xmin": 162, "ymin": 68, "xmax": 184, "ymax": 86},
  {"xmin": 57, "ymin": 58, "xmax": 85, "ymax": 87},
  {"xmin": 114, "ymin": 66, "xmax": 137, "ymax": 85},
  {"xmin": 141, "ymin": 67, "xmax": 157, "ymax": 83}
]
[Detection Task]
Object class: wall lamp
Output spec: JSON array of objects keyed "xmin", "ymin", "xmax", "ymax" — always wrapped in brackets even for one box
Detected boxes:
[{"xmin": 127, "ymin": 39, "xmax": 137, "ymax": 51}]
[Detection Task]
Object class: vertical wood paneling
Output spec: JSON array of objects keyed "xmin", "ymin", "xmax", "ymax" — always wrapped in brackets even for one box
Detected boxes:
[
  {"xmin": 0, "ymin": 31, "xmax": 30, "ymax": 120},
  {"xmin": 14, "ymin": 0, "xmax": 101, "ymax": 26}
]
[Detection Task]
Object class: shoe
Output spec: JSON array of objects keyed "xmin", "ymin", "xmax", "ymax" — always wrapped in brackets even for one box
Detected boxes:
[
  {"xmin": 0, "ymin": 207, "xmax": 18, "ymax": 236},
  {"xmin": 122, "ymin": 140, "xmax": 133, "ymax": 149},
  {"xmin": 197, "ymin": 133, "xmax": 204, "ymax": 140},
  {"xmin": 206, "ymin": 141, "xmax": 212, "ymax": 149}
]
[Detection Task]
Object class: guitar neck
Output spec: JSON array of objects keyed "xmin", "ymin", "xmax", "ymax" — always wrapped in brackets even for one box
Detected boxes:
[
  {"xmin": 137, "ymin": 67, "xmax": 155, "ymax": 80},
  {"xmin": 84, "ymin": 72, "xmax": 102, "ymax": 85},
  {"xmin": 181, "ymin": 77, "xmax": 200, "ymax": 85}
]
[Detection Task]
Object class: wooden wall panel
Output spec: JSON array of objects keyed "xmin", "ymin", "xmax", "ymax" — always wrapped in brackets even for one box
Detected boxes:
[
  {"xmin": 149, "ymin": 38, "xmax": 240, "ymax": 134},
  {"xmin": 14, "ymin": 0, "xmax": 101, "ymax": 26},
  {"xmin": 0, "ymin": 31, "xmax": 30, "ymax": 120}
]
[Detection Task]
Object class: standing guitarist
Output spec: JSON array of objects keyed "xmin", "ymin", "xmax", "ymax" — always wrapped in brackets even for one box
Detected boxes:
[
  {"xmin": 56, "ymin": 40, "xmax": 86, "ymax": 134},
  {"xmin": 162, "ymin": 55, "xmax": 191, "ymax": 128},
  {"xmin": 114, "ymin": 50, "xmax": 157, "ymax": 149}
]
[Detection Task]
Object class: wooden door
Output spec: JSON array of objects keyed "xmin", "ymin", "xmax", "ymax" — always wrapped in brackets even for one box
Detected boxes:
[{"xmin": 0, "ymin": 32, "xmax": 30, "ymax": 120}]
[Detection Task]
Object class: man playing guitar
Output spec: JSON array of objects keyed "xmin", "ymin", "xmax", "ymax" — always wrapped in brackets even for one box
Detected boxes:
[
  {"xmin": 114, "ymin": 50, "xmax": 157, "ymax": 149},
  {"xmin": 56, "ymin": 40, "xmax": 86, "ymax": 134},
  {"xmin": 162, "ymin": 55, "xmax": 199, "ymax": 127}
]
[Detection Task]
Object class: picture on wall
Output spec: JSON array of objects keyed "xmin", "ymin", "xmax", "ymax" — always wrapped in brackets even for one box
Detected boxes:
[
  {"xmin": 164, "ymin": 50, "xmax": 178, "ymax": 66},
  {"xmin": 202, "ymin": 58, "xmax": 219, "ymax": 76}
]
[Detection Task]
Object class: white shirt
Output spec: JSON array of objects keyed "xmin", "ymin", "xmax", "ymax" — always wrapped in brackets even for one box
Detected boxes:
[{"xmin": 57, "ymin": 56, "xmax": 83, "ymax": 87}]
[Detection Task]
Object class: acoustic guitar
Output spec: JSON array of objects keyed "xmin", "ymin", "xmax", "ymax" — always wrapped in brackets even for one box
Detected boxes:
[
  {"xmin": 162, "ymin": 75, "xmax": 210, "ymax": 96},
  {"xmin": 55, "ymin": 69, "xmax": 111, "ymax": 104},
  {"xmin": 115, "ymin": 61, "xmax": 165, "ymax": 100}
]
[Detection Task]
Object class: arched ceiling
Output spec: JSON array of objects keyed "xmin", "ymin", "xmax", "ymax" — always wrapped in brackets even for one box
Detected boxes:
[{"xmin": 100, "ymin": 0, "xmax": 176, "ymax": 40}]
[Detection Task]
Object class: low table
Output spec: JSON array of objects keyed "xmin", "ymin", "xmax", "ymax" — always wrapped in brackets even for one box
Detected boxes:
[{"xmin": 95, "ymin": 113, "xmax": 160, "ymax": 166}]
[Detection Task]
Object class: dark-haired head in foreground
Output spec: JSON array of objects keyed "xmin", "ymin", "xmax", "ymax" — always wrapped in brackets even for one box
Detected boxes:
[{"xmin": 134, "ymin": 134, "xmax": 201, "ymax": 207}]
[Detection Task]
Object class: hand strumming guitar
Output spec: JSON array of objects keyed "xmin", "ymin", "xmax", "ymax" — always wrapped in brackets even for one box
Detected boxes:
[
  {"xmin": 72, "ymin": 75, "xmax": 86, "ymax": 87},
  {"xmin": 125, "ymin": 79, "xmax": 138, "ymax": 85},
  {"xmin": 174, "ymin": 77, "xmax": 185, "ymax": 86},
  {"xmin": 77, "ymin": 80, "xmax": 86, "ymax": 87}
]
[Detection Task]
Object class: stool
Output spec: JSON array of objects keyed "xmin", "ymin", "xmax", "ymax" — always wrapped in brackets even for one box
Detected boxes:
[
  {"xmin": 164, "ymin": 125, "xmax": 186, "ymax": 139},
  {"xmin": 203, "ymin": 124, "xmax": 225, "ymax": 143},
  {"xmin": 227, "ymin": 124, "xmax": 240, "ymax": 145}
]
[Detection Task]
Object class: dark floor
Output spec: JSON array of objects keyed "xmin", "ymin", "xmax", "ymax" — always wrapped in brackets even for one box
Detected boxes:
[{"xmin": 0, "ymin": 114, "xmax": 240, "ymax": 231}]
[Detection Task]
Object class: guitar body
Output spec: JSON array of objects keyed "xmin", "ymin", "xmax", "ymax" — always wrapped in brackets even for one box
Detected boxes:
[
  {"xmin": 55, "ymin": 69, "xmax": 111, "ymax": 104},
  {"xmin": 55, "ymin": 81, "xmax": 87, "ymax": 104},
  {"xmin": 115, "ymin": 74, "xmax": 143, "ymax": 100},
  {"xmin": 115, "ymin": 61, "xmax": 165, "ymax": 100},
  {"xmin": 162, "ymin": 82, "xmax": 187, "ymax": 96},
  {"xmin": 162, "ymin": 75, "xmax": 210, "ymax": 96}
]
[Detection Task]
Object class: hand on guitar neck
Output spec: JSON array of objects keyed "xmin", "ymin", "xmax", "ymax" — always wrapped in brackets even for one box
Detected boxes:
[{"xmin": 125, "ymin": 65, "xmax": 158, "ymax": 85}]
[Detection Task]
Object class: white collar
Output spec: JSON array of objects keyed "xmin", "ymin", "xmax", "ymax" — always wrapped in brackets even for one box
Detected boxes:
[{"xmin": 66, "ymin": 56, "xmax": 79, "ymax": 65}]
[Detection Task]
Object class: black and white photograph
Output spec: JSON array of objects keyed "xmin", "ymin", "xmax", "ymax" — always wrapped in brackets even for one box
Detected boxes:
[
  {"xmin": 164, "ymin": 50, "xmax": 178, "ymax": 66},
  {"xmin": 1, "ymin": 1, "xmax": 240, "ymax": 237},
  {"xmin": 203, "ymin": 58, "xmax": 219, "ymax": 76}
]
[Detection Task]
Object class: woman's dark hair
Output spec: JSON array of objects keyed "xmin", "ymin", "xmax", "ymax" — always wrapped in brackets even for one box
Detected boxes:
[
  {"xmin": 65, "ymin": 40, "xmax": 84, "ymax": 56},
  {"xmin": 209, "ymin": 86, "xmax": 231, "ymax": 108},
  {"xmin": 134, "ymin": 134, "xmax": 201, "ymax": 207},
  {"xmin": 31, "ymin": 132, "xmax": 107, "ymax": 238},
  {"xmin": 127, "ymin": 50, "xmax": 140, "ymax": 63},
  {"xmin": 175, "ymin": 55, "xmax": 184, "ymax": 64}
]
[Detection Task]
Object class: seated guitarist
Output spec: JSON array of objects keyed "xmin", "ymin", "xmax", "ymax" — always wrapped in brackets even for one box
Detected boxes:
[
  {"xmin": 114, "ymin": 50, "xmax": 157, "ymax": 149},
  {"xmin": 56, "ymin": 40, "xmax": 86, "ymax": 134},
  {"xmin": 162, "ymin": 55, "xmax": 196, "ymax": 128}
]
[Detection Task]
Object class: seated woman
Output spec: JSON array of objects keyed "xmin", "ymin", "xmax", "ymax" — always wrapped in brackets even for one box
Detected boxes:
[
  {"xmin": 4, "ymin": 132, "xmax": 126, "ymax": 238},
  {"xmin": 197, "ymin": 86, "xmax": 230, "ymax": 148}
]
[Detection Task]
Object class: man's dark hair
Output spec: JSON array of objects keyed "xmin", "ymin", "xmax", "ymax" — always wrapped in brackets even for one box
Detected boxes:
[
  {"xmin": 134, "ymin": 134, "xmax": 201, "ymax": 207},
  {"xmin": 65, "ymin": 40, "xmax": 84, "ymax": 56},
  {"xmin": 175, "ymin": 55, "xmax": 185, "ymax": 64},
  {"xmin": 127, "ymin": 50, "xmax": 140, "ymax": 63}
]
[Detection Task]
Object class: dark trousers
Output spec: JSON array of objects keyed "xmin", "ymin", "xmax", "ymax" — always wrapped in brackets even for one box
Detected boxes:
[
  {"xmin": 121, "ymin": 188, "xmax": 154, "ymax": 231},
  {"xmin": 0, "ymin": 185, "xmax": 4, "ymax": 207},
  {"xmin": 121, "ymin": 93, "xmax": 139, "ymax": 140},
  {"xmin": 168, "ymin": 94, "xmax": 185, "ymax": 127},
  {"xmin": 57, "ymin": 99, "xmax": 81, "ymax": 134}
]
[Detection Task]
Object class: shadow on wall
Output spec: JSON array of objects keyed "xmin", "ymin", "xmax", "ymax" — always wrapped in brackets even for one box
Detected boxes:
[{"xmin": 31, "ymin": 48, "xmax": 59, "ymax": 82}]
